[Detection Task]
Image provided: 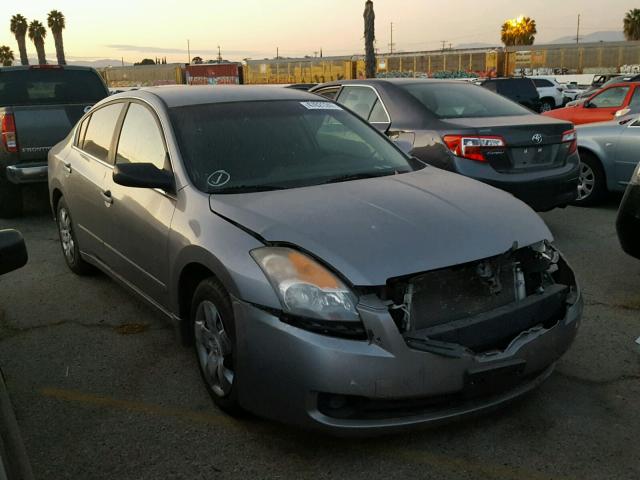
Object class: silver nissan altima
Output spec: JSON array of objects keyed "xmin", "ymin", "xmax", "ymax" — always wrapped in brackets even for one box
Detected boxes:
[{"xmin": 48, "ymin": 86, "xmax": 582, "ymax": 434}]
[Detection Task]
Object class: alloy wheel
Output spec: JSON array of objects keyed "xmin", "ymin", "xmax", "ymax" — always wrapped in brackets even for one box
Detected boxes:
[
  {"xmin": 577, "ymin": 162, "xmax": 595, "ymax": 201},
  {"xmin": 58, "ymin": 207, "xmax": 75, "ymax": 264},
  {"xmin": 194, "ymin": 300, "xmax": 234, "ymax": 397}
]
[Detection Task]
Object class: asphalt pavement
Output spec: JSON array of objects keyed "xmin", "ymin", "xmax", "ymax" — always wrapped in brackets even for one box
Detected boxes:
[{"xmin": 0, "ymin": 185, "xmax": 638, "ymax": 480}]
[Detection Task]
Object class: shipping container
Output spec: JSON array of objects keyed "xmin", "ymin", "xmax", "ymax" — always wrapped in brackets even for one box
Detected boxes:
[{"xmin": 185, "ymin": 63, "xmax": 243, "ymax": 85}]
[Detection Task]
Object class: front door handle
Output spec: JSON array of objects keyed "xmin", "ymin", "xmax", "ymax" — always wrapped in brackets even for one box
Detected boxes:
[
  {"xmin": 63, "ymin": 162, "xmax": 72, "ymax": 174},
  {"xmin": 101, "ymin": 190, "xmax": 113, "ymax": 205}
]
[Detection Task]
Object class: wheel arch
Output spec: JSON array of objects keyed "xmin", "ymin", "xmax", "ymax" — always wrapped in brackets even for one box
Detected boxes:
[{"xmin": 577, "ymin": 146, "xmax": 609, "ymax": 188}]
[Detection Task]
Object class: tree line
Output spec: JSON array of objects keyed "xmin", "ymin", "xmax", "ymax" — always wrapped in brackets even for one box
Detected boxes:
[{"xmin": 0, "ymin": 11, "xmax": 66, "ymax": 66}]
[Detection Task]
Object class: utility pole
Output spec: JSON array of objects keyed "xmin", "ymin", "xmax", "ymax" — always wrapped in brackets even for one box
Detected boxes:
[
  {"xmin": 441, "ymin": 40, "xmax": 447, "ymax": 52},
  {"xmin": 576, "ymin": 14, "xmax": 581, "ymax": 44},
  {"xmin": 389, "ymin": 22, "xmax": 395, "ymax": 54},
  {"xmin": 187, "ymin": 39, "xmax": 191, "ymax": 64},
  {"xmin": 276, "ymin": 47, "xmax": 279, "ymax": 59},
  {"xmin": 217, "ymin": 45, "xmax": 222, "ymax": 62}
]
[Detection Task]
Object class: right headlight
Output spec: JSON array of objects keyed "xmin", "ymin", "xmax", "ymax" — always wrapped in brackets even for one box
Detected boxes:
[{"xmin": 251, "ymin": 247, "xmax": 360, "ymax": 324}]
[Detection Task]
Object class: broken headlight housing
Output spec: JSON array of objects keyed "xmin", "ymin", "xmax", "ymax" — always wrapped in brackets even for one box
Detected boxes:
[{"xmin": 251, "ymin": 247, "xmax": 361, "ymax": 326}]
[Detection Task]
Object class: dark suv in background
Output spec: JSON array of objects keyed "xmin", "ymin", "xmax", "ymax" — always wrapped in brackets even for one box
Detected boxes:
[
  {"xmin": 478, "ymin": 78, "xmax": 542, "ymax": 112},
  {"xmin": 311, "ymin": 79, "xmax": 579, "ymax": 211}
]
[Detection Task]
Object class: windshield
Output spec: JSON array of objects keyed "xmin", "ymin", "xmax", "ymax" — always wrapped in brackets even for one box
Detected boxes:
[
  {"xmin": 169, "ymin": 100, "xmax": 419, "ymax": 194},
  {"xmin": 399, "ymin": 82, "xmax": 532, "ymax": 118},
  {"xmin": 0, "ymin": 69, "xmax": 108, "ymax": 106}
]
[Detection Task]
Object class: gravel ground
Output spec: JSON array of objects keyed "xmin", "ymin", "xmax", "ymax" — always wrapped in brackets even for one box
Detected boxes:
[{"xmin": 0, "ymin": 185, "xmax": 638, "ymax": 480}]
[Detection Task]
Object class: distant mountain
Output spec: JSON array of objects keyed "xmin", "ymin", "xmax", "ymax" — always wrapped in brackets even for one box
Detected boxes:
[
  {"xmin": 21, "ymin": 57, "xmax": 133, "ymax": 68},
  {"xmin": 548, "ymin": 31, "xmax": 624, "ymax": 44},
  {"xmin": 67, "ymin": 59, "xmax": 133, "ymax": 68}
]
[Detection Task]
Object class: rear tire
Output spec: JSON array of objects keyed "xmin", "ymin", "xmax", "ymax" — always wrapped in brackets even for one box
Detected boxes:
[
  {"xmin": 191, "ymin": 277, "xmax": 242, "ymax": 415},
  {"xmin": 56, "ymin": 197, "xmax": 94, "ymax": 275},
  {"xmin": 0, "ymin": 172, "xmax": 23, "ymax": 218},
  {"xmin": 540, "ymin": 98, "xmax": 555, "ymax": 112},
  {"xmin": 573, "ymin": 152, "xmax": 607, "ymax": 207}
]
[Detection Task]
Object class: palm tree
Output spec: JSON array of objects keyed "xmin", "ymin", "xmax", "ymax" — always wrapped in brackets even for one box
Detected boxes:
[
  {"xmin": 363, "ymin": 0, "xmax": 376, "ymax": 78},
  {"xmin": 28, "ymin": 20, "xmax": 47, "ymax": 64},
  {"xmin": 47, "ymin": 10, "xmax": 66, "ymax": 65},
  {"xmin": 0, "ymin": 46, "xmax": 14, "ymax": 66},
  {"xmin": 501, "ymin": 16, "xmax": 537, "ymax": 46},
  {"xmin": 10, "ymin": 14, "xmax": 29, "ymax": 65},
  {"xmin": 624, "ymin": 9, "xmax": 640, "ymax": 41}
]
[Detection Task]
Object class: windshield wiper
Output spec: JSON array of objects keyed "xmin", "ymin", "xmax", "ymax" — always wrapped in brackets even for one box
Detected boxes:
[
  {"xmin": 209, "ymin": 185, "xmax": 287, "ymax": 194},
  {"xmin": 320, "ymin": 170, "xmax": 406, "ymax": 185}
]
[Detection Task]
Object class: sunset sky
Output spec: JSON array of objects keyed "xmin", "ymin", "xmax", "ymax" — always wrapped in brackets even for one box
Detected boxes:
[{"xmin": 0, "ymin": 0, "xmax": 636, "ymax": 63}]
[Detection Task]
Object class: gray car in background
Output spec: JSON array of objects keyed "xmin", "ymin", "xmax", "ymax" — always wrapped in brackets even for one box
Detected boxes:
[
  {"xmin": 575, "ymin": 114, "xmax": 640, "ymax": 205},
  {"xmin": 48, "ymin": 86, "xmax": 582, "ymax": 434}
]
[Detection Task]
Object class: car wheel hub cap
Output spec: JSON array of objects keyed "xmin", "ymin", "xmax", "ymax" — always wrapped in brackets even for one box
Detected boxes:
[
  {"xmin": 194, "ymin": 300, "xmax": 234, "ymax": 397},
  {"xmin": 58, "ymin": 208, "xmax": 75, "ymax": 263},
  {"xmin": 577, "ymin": 163, "xmax": 595, "ymax": 200}
]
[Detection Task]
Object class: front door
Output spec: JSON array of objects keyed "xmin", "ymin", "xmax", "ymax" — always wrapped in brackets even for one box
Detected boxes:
[{"xmin": 102, "ymin": 102, "xmax": 176, "ymax": 309}]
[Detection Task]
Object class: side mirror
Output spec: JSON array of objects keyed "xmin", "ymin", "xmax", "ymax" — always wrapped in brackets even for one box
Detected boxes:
[
  {"xmin": 113, "ymin": 162, "xmax": 175, "ymax": 193},
  {"xmin": 0, "ymin": 229, "xmax": 28, "ymax": 276}
]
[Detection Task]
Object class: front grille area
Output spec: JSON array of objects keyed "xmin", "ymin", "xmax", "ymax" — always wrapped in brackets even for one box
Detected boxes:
[{"xmin": 386, "ymin": 244, "xmax": 575, "ymax": 354}]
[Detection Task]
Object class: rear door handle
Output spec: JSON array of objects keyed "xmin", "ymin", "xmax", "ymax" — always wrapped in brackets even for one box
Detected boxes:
[
  {"xmin": 63, "ymin": 162, "xmax": 72, "ymax": 174},
  {"xmin": 101, "ymin": 190, "xmax": 113, "ymax": 205}
]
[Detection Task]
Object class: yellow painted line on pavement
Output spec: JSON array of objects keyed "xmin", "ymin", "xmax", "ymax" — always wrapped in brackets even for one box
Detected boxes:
[
  {"xmin": 40, "ymin": 387, "xmax": 576, "ymax": 480},
  {"xmin": 40, "ymin": 387, "xmax": 238, "ymax": 429}
]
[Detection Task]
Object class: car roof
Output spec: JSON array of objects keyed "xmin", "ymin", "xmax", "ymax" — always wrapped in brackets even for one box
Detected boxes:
[
  {"xmin": 117, "ymin": 85, "xmax": 322, "ymax": 108},
  {"xmin": 312, "ymin": 78, "xmax": 467, "ymax": 90}
]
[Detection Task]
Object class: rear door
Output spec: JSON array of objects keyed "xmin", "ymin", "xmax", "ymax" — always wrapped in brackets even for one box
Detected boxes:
[
  {"xmin": 102, "ymin": 101, "xmax": 175, "ymax": 308},
  {"xmin": 581, "ymin": 85, "xmax": 632, "ymax": 124},
  {"xmin": 65, "ymin": 102, "xmax": 125, "ymax": 261}
]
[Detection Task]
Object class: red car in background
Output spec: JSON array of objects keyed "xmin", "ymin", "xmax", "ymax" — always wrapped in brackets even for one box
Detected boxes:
[{"xmin": 543, "ymin": 82, "xmax": 640, "ymax": 125}]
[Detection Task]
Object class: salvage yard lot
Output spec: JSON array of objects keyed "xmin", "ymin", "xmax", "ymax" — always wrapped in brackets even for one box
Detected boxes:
[{"xmin": 0, "ymin": 188, "xmax": 638, "ymax": 480}]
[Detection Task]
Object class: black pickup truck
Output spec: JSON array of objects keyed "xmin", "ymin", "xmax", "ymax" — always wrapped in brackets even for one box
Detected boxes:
[{"xmin": 0, "ymin": 65, "xmax": 109, "ymax": 217}]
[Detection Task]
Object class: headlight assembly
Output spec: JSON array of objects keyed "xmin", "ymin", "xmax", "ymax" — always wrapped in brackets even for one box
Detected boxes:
[{"xmin": 251, "ymin": 247, "xmax": 361, "ymax": 324}]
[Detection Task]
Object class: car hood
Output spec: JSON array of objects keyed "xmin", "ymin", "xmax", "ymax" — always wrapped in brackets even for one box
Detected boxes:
[{"xmin": 208, "ymin": 168, "xmax": 552, "ymax": 286}]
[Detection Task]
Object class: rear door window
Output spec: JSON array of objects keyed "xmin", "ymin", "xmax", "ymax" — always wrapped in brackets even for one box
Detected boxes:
[
  {"xmin": 337, "ymin": 86, "xmax": 378, "ymax": 119},
  {"xmin": 589, "ymin": 86, "xmax": 630, "ymax": 108},
  {"xmin": 628, "ymin": 87, "xmax": 640, "ymax": 108},
  {"xmin": 81, "ymin": 103, "xmax": 125, "ymax": 163},
  {"xmin": 115, "ymin": 103, "xmax": 167, "ymax": 170}
]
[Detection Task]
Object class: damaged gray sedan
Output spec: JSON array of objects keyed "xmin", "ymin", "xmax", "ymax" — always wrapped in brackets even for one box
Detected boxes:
[{"xmin": 48, "ymin": 86, "xmax": 582, "ymax": 434}]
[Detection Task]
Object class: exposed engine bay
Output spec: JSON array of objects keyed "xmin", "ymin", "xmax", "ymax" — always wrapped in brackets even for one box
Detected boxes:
[{"xmin": 384, "ymin": 241, "xmax": 578, "ymax": 356}]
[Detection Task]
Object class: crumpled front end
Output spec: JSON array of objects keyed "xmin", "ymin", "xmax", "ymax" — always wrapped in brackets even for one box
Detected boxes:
[{"xmin": 233, "ymin": 242, "xmax": 582, "ymax": 435}]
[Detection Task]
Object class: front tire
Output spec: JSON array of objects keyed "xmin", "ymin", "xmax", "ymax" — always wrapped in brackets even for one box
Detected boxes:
[
  {"xmin": 573, "ymin": 152, "xmax": 607, "ymax": 206},
  {"xmin": 191, "ymin": 277, "xmax": 241, "ymax": 414},
  {"xmin": 0, "ymin": 172, "xmax": 23, "ymax": 218},
  {"xmin": 56, "ymin": 197, "xmax": 94, "ymax": 275}
]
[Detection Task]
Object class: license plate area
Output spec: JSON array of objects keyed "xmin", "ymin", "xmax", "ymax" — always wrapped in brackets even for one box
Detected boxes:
[
  {"xmin": 511, "ymin": 145, "xmax": 556, "ymax": 169},
  {"xmin": 464, "ymin": 360, "xmax": 526, "ymax": 397}
]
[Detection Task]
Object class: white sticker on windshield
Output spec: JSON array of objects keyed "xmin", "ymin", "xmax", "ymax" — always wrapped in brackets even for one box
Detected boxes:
[
  {"xmin": 300, "ymin": 101, "xmax": 342, "ymax": 110},
  {"xmin": 207, "ymin": 170, "xmax": 231, "ymax": 188}
]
